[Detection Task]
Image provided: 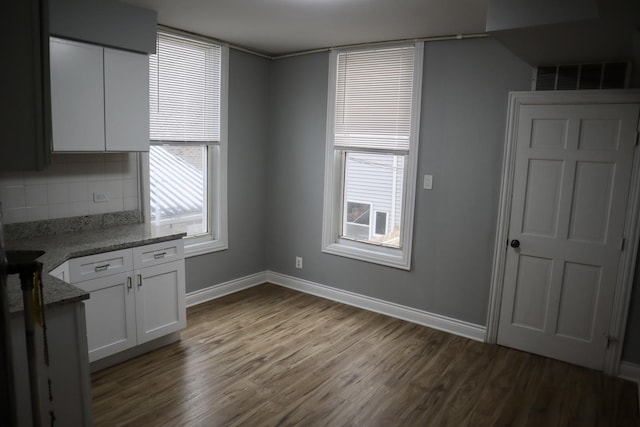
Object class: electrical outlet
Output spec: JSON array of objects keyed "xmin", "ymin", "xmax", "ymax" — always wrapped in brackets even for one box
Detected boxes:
[
  {"xmin": 93, "ymin": 192, "xmax": 109, "ymax": 203},
  {"xmin": 295, "ymin": 256, "xmax": 303, "ymax": 269}
]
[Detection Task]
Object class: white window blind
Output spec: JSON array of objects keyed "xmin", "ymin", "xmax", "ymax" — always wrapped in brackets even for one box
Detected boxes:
[
  {"xmin": 149, "ymin": 31, "xmax": 221, "ymax": 143},
  {"xmin": 323, "ymin": 42, "xmax": 423, "ymax": 270},
  {"xmin": 334, "ymin": 46, "xmax": 415, "ymax": 153}
]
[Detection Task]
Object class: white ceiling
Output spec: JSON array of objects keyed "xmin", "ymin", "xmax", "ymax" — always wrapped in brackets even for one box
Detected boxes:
[{"xmin": 120, "ymin": 0, "xmax": 489, "ymax": 56}]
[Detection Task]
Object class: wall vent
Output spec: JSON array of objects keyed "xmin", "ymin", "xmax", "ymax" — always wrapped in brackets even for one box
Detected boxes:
[{"xmin": 533, "ymin": 62, "xmax": 631, "ymax": 91}]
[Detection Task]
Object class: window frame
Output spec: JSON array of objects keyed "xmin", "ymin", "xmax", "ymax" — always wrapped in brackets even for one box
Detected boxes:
[
  {"xmin": 142, "ymin": 29, "xmax": 229, "ymax": 258},
  {"xmin": 321, "ymin": 43, "xmax": 424, "ymax": 270}
]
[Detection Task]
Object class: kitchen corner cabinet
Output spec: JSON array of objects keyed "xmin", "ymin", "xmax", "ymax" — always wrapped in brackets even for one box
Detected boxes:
[
  {"xmin": 12, "ymin": 302, "xmax": 92, "ymax": 426},
  {"xmin": 49, "ymin": 37, "xmax": 150, "ymax": 152},
  {"xmin": 67, "ymin": 240, "xmax": 186, "ymax": 363}
]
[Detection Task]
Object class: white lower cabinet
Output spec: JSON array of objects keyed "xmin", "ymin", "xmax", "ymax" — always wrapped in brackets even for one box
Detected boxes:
[
  {"xmin": 70, "ymin": 239, "xmax": 186, "ymax": 363},
  {"xmin": 79, "ymin": 272, "xmax": 137, "ymax": 362},
  {"xmin": 135, "ymin": 260, "xmax": 186, "ymax": 344},
  {"xmin": 12, "ymin": 303, "xmax": 93, "ymax": 426}
]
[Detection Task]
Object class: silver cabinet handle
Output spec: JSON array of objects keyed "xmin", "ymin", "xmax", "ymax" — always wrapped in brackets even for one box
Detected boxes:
[
  {"xmin": 127, "ymin": 276, "xmax": 132, "ymax": 291},
  {"xmin": 153, "ymin": 252, "xmax": 167, "ymax": 260},
  {"xmin": 137, "ymin": 274, "xmax": 142, "ymax": 288},
  {"xmin": 95, "ymin": 264, "xmax": 110, "ymax": 272}
]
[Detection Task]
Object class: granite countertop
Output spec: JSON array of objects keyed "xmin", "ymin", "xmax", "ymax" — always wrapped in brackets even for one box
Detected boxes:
[{"xmin": 6, "ymin": 222, "xmax": 186, "ymax": 315}]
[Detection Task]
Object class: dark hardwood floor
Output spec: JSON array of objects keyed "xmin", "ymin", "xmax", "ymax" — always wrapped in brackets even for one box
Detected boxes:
[{"xmin": 91, "ymin": 283, "xmax": 640, "ymax": 426}]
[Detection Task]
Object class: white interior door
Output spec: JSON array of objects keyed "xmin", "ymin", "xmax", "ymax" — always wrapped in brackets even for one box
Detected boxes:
[{"xmin": 497, "ymin": 102, "xmax": 639, "ymax": 370}]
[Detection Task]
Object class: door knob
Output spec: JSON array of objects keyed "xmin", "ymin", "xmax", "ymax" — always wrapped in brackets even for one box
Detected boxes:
[{"xmin": 510, "ymin": 239, "xmax": 520, "ymax": 248}]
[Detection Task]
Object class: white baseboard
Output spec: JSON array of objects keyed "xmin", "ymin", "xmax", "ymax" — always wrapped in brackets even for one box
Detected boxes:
[
  {"xmin": 619, "ymin": 361, "xmax": 640, "ymax": 408},
  {"xmin": 266, "ymin": 271, "xmax": 486, "ymax": 342},
  {"xmin": 185, "ymin": 270, "xmax": 486, "ymax": 341},
  {"xmin": 185, "ymin": 270, "xmax": 638, "ymax": 404},
  {"xmin": 185, "ymin": 271, "xmax": 267, "ymax": 307},
  {"xmin": 620, "ymin": 361, "xmax": 640, "ymax": 384},
  {"xmin": 90, "ymin": 332, "xmax": 180, "ymax": 373}
]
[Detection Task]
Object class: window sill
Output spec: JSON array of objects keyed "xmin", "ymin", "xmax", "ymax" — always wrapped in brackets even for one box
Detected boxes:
[
  {"xmin": 184, "ymin": 239, "xmax": 228, "ymax": 258},
  {"xmin": 322, "ymin": 240, "xmax": 411, "ymax": 270}
]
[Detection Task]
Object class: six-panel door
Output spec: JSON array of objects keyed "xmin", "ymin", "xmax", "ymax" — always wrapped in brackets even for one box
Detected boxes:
[{"xmin": 497, "ymin": 103, "xmax": 639, "ymax": 370}]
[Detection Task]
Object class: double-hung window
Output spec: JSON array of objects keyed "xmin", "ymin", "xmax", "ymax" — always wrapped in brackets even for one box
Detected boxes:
[
  {"xmin": 147, "ymin": 29, "xmax": 228, "ymax": 256},
  {"xmin": 322, "ymin": 43, "xmax": 423, "ymax": 270}
]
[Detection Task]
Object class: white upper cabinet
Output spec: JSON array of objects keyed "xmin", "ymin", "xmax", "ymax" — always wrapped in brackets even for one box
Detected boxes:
[
  {"xmin": 50, "ymin": 38, "xmax": 105, "ymax": 151},
  {"xmin": 50, "ymin": 38, "xmax": 149, "ymax": 152},
  {"xmin": 104, "ymin": 48, "xmax": 150, "ymax": 151}
]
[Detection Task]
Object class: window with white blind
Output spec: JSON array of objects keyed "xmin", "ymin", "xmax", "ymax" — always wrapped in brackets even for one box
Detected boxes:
[
  {"xmin": 147, "ymin": 29, "xmax": 228, "ymax": 256},
  {"xmin": 322, "ymin": 43, "xmax": 423, "ymax": 270}
]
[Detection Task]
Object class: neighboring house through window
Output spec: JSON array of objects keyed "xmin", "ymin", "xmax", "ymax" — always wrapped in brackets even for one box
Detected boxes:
[
  {"xmin": 322, "ymin": 43, "xmax": 423, "ymax": 269},
  {"xmin": 147, "ymin": 29, "xmax": 228, "ymax": 256}
]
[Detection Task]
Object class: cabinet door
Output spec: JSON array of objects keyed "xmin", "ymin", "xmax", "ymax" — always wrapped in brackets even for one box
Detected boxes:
[
  {"xmin": 50, "ymin": 38, "xmax": 105, "ymax": 151},
  {"xmin": 75, "ymin": 273, "xmax": 137, "ymax": 362},
  {"xmin": 104, "ymin": 48, "xmax": 150, "ymax": 151},
  {"xmin": 135, "ymin": 259, "xmax": 186, "ymax": 344}
]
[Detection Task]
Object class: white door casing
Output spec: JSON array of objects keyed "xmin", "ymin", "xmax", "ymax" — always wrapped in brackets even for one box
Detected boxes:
[{"xmin": 486, "ymin": 91, "xmax": 640, "ymax": 375}]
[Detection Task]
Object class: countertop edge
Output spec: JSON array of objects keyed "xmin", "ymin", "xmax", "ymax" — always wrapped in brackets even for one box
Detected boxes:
[
  {"xmin": 50, "ymin": 232, "xmax": 187, "ymax": 272},
  {"xmin": 7, "ymin": 226, "xmax": 186, "ymax": 315},
  {"xmin": 8, "ymin": 275, "xmax": 90, "ymax": 318}
]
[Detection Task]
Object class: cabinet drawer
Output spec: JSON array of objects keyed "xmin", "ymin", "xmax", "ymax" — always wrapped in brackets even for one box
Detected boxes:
[
  {"xmin": 68, "ymin": 248, "xmax": 133, "ymax": 283},
  {"xmin": 133, "ymin": 239, "xmax": 184, "ymax": 269}
]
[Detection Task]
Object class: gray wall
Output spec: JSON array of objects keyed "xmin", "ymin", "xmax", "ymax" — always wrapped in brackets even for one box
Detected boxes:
[
  {"xmin": 623, "ymin": 260, "xmax": 640, "ymax": 363},
  {"xmin": 266, "ymin": 38, "xmax": 532, "ymax": 326},
  {"xmin": 632, "ymin": 31, "xmax": 640, "ymax": 88},
  {"xmin": 50, "ymin": 0, "xmax": 157, "ymax": 53},
  {"xmin": 186, "ymin": 37, "xmax": 640, "ymax": 366},
  {"xmin": 486, "ymin": 0, "xmax": 599, "ymax": 31},
  {"xmin": 485, "ymin": 1, "xmax": 639, "ymax": 67},
  {"xmin": 621, "ymin": 32, "xmax": 640, "ymax": 364},
  {"xmin": 185, "ymin": 49, "xmax": 269, "ymax": 293}
]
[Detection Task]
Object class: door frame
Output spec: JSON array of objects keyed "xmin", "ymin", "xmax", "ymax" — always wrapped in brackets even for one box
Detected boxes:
[{"xmin": 486, "ymin": 90, "xmax": 640, "ymax": 375}]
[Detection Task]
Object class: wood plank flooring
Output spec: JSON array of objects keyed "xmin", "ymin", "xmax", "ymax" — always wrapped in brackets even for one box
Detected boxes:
[{"xmin": 91, "ymin": 283, "xmax": 640, "ymax": 426}]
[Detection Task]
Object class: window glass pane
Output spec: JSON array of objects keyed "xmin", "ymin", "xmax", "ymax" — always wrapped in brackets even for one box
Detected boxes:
[
  {"xmin": 375, "ymin": 211, "xmax": 387, "ymax": 235},
  {"xmin": 150, "ymin": 144, "xmax": 208, "ymax": 236},
  {"xmin": 342, "ymin": 152, "xmax": 404, "ymax": 247},
  {"xmin": 346, "ymin": 202, "xmax": 370, "ymax": 225}
]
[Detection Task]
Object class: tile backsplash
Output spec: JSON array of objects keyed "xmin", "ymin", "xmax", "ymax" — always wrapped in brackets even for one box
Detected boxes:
[{"xmin": 0, "ymin": 153, "xmax": 140, "ymax": 224}]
